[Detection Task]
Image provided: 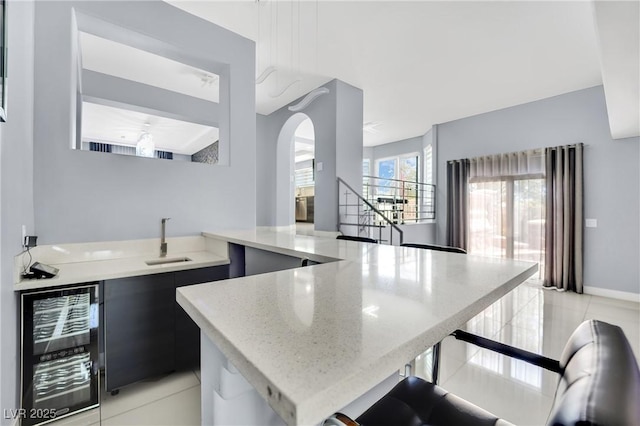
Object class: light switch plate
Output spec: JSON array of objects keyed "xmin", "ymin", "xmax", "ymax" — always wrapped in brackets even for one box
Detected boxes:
[
  {"xmin": 317, "ymin": 162, "xmax": 323, "ymax": 172},
  {"xmin": 585, "ymin": 219, "xmax": 597, "ymax": 228}
]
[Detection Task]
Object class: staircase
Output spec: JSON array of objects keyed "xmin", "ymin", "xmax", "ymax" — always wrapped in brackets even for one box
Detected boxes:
[{"xmin": 337, "ymin": 177, "xmax": 404, "ymax": 245}]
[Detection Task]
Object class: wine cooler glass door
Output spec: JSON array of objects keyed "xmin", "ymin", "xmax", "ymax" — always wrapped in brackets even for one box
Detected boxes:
[{"xmin": 21, "ymin": 284, "xmax": 99, "ymax": 426}]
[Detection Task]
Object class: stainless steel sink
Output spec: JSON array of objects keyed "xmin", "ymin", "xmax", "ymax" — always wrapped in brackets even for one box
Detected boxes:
[{"xmin": 145, "ymin": 257, "xmax": 192, "ymax": 266}]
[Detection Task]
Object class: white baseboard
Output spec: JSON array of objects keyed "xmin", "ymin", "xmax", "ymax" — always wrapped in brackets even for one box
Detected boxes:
[{"xmin": 583, "ymin": 286, "xmax": 640, "ymax": 303}]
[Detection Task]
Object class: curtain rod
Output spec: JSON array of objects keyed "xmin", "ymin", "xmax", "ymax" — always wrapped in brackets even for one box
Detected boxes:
[{"xmin": 446, "ymin": 143, "xmax": 588, "ymax": 164}]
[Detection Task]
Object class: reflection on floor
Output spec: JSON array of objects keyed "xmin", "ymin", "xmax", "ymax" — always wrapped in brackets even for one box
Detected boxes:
[
  {"xmin": 414, "ymin": 281, "xmax": 640, "ymax": 425},
  {"xmin": 51, "ymin": 281, "xmax": 639, "ymax": 426}
]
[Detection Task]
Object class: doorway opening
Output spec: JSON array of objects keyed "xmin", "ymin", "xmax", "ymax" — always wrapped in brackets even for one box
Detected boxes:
[
  {"xmin": 294, "ymin": 118, "xmax": 315, "ymax": 235},
  {"xmin": 275, "ymin": 113, "xmax": 315, "ymax": 231}
]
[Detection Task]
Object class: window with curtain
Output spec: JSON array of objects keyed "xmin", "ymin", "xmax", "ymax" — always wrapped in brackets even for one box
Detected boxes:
[
  {"xmin": 448, "ymin": 145, "xmax": 583, "ymax": 289},
  {"xmin": 468, "ymin": 149, "xmax": 546, "ymax": 278},
  {"xmin": 89, "ymin": 141, "xmax": 112, "ymax": 153},
  {"xmin": 156, "ymin": 150, "xmax": 173, "ymax": 160}
]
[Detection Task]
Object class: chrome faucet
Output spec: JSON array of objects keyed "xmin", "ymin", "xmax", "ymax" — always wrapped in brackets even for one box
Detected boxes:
[{"xmin": 160, "ymin": 217, "xmax": 171, "ymax": 257}]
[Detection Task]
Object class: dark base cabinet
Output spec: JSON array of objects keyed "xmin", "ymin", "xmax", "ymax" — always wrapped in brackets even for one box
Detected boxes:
[
  {"xmin": 103, "ymin": 266, "xmax": 228, "ymax": 392},
  {"xmin": 104, "ymin": 273, "xmax": 175, "ymax": 392},
  {"xmin": 174, "ymin": 267, "xmax": 229, "ymax": 371}
]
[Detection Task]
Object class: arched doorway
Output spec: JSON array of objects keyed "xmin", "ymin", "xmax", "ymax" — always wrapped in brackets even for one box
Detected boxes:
[{"xmin": 275, "ymin": 113, "xmax": 315, "ymax": 228}]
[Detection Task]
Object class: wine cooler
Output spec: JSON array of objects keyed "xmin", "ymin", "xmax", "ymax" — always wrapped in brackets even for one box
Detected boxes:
[{"xmin": 21, "ymin": 284, "xmax": 100, "ymax": 426}]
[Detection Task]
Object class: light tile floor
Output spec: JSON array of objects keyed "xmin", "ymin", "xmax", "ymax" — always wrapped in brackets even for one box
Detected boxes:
[
  {"xmin": 51, "ymin": 281, "xmax": 639, "ymax": 426},
  {"xmin": 415, "ymin": 281, "xmax": 640, "ymax": 425}
]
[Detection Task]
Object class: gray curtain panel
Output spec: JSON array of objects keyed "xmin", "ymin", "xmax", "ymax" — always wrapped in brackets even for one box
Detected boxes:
[
  {"xmin": 446, "ymin": 159, "xmax": 470, "ymax": 250},
  {"xmin": 544, "ymin": 143, "xmax": 584, "ymax": 292}
]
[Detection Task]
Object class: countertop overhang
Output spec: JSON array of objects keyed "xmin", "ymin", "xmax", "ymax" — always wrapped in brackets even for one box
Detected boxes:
[{"xmin": 179, "ymin": 229, "xmax": 539, "ymax": 425}]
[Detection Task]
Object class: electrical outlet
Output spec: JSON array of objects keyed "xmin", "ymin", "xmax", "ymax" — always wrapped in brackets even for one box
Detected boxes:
[
  {"xmin": 24, "ymin": 235, "xmax": 38, "ymax": 248},
  {"xmin": 22, "ymin": 225, "xmax": 27, "ymax": 246}
]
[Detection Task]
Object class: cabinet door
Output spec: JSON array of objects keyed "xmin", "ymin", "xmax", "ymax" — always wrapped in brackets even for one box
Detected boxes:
[
  {"xmin": 174, "ymin": 266, "xmax": 229, "ymax": 370},
  {"xmin": 104, "ymin": 273, "xmax": 175, "ymax": 391}
]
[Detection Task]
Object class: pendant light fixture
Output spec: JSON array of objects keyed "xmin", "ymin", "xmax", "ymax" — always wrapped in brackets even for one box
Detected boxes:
[
  {"xmin": 136, "ymin": 131, "xmax": 155, "ymax": 158},
  {"xmin": 288, "ymin": 87, "xmax": 329, "ymax": 112}
]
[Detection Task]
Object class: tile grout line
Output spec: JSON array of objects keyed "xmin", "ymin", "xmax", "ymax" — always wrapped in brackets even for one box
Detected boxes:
[
  {"xmin": 98, "ymin": 382, "xmax": 201, "ymax": 424},
  {"xmin": 98, "ymin": 371, "xmax": 201, "ymax": 423},
  {"xmin": 581, "ymin": 294, "xmax": 593, "ymax": 322}
]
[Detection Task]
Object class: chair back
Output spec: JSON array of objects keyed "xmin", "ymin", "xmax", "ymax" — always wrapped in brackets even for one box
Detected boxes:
[
  {"xmin": 401, "ymin": 242, "xmax": 466, "ymax": 254},
  {"xmin": 336, "ymin": 235, "xmax": 377, "ymax": 244},
  {"xmin": 547, "ymin": 319, "xmax": 640, "ymax": 425}
]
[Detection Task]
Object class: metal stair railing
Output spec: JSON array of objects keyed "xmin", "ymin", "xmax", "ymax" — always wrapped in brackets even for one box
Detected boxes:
[
  {"xmin": 337, "ymin": 177, "xmax": 404, "ymax": 245},
  {"xmin": 363, "ymin": 175, "xmax": 435, "ymax": 224}
]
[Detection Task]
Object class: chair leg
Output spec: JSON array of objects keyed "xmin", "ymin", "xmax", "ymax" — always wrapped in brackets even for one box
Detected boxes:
[
  {"xmin": 404, "ymin": 359, "xmax": 414, "ymax": 377},
  {"xmin": 431, "ymin": 342, "xmax": 441, "ymax": 385}
]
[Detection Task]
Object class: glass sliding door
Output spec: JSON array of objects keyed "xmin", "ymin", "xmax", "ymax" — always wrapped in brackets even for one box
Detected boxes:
[
  {"xmin": 469, "ymin": 176, "xmax": 545, "ymax": 278},
  {"xmin": 513, "ymin": 178, "xmax": 545, "ymax": 276},
  {"xmin": 468, "ymin": 180, "xmax": 507, "ymax": 259}
]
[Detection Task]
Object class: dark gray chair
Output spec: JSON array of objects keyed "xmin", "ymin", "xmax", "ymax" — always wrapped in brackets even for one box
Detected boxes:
[
  {"xmin": 336, "ymin": 235, "xmax": 377, "ymax": 244},
  {"xmin": 341, "ymin": 320, "xmax": 640, "ymax": 426},
  {"xmin": 401, "ymin": 242, "xmax": 467, "ymax": 254}
]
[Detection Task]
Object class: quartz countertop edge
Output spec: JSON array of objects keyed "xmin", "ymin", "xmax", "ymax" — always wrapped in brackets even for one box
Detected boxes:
[
  {"xmin": 177, "ymin": 263, "xmax": 538, "ymax": 426},
  {"xmin": 14, "ymin": 250, "xmax": 229, "ymax": 292},
  {"xmin": 184, "ymin": 230, "xmax": 539, "ymax": 425},
  {"xmin": 202, "ymin": 231, "xmax": 342, "ymax": 263}
]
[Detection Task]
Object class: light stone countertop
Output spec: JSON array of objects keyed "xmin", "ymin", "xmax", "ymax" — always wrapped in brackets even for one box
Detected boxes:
[
  {"xmin": 180, "ymin": 229, "xmax": 538, "ymax": 425},
  {"xmin": 14, "ymin": 236, "xmax": 230, "ymax": 291}
]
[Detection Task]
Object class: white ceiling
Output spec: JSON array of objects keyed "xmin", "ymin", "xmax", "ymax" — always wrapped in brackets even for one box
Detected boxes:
[
  {"xmin": 82, "ymin": 102, "xmax": 219, "ymax": 155},
  {"xmin": 167, "ymin": 0, "xmax": 607, "ymax": 146},
  {"xmin": 80, "ymin": 32, "xmax": 220, "ymax": 103},
  {"xmin": 79, "ymin": 1, "xmax": 638, "ymax": 149}
]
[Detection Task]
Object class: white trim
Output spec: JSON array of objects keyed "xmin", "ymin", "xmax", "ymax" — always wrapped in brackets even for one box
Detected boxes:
[{"xmin": 583, "ymin": 285, "xmax": 640, "ymax": 303}]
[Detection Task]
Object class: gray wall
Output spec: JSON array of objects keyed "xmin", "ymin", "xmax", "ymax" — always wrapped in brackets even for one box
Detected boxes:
[
  {"xmin": 436, "ymin": 85, "xmax": 640, "ymax": 295},
  {"xmin": 256, "ymin": 79, "xmax": 363, "ymax": 231},
  {"xmin": 369, "ymin": 136, "xmax": 423, "ymax": 165},
  {"xmin": 256, "ymin": 113, "xmax": 277, "ymax": 227},
  {"xmin": 33, "ymin": 1, "xmax": 256, "ymax": 244},
  {"xmin": 1, "ymin": 1, "xmax": 35, "ymax": 422},
  {"xmin": 335, "ymin": 80, "xmax": 365, "ymax": 206},
  {"xmin": 82, "ymin": 70, "xmax": 220, "ymax": 129}
]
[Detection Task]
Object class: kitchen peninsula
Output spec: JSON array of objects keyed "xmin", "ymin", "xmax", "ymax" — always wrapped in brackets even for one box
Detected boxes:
[{"xmin": 178, "ymin": 229, "xmax": 538, "ymax": 425}]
